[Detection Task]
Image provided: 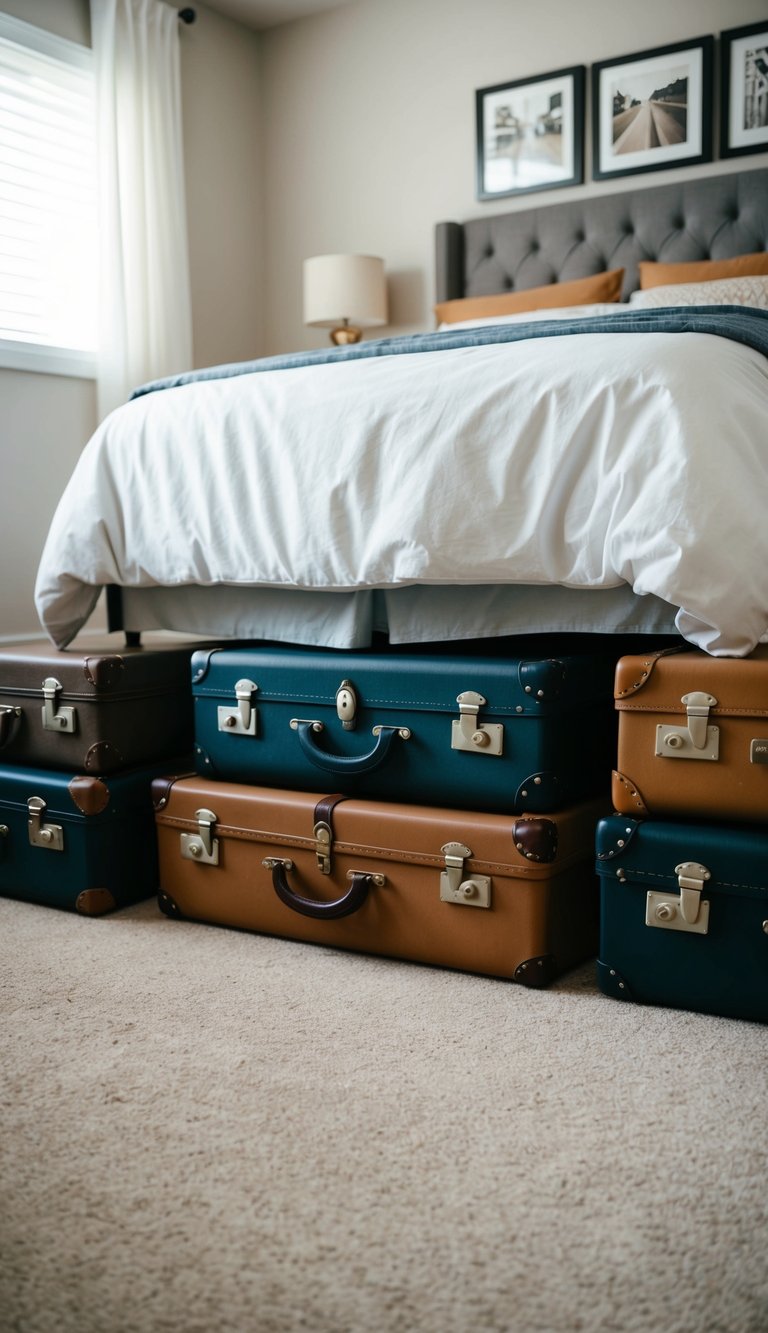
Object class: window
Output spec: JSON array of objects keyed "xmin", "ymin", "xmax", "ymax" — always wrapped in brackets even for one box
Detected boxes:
[{"xmin": 0, "ymin": 13, "xmax": 96, "ymax": 377}]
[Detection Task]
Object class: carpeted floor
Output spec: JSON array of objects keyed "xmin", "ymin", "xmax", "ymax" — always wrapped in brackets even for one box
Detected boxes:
[{"xmin": 1, "ymin": 893, "xmax": 767, "ymax": 1333}]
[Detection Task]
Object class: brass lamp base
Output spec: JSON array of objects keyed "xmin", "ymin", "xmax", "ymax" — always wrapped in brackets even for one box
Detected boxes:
[{"xmin": 330, "ymin": 323, "xmax": 362, "ymax": 345}]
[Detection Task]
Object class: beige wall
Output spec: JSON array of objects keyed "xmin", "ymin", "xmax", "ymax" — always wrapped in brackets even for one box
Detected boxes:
[
  {"xmin": 0, "ymin": 0, "xmax": 263, "ymax": 638},
  {"xmin": 262, "ymin": 0, "xmax": 768, "ymax": 354}
]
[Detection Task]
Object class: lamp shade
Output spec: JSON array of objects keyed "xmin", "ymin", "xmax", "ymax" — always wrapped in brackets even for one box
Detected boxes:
[{"xmin": 303, "ymin": 254, "xmax": 387, "ymax": 329}]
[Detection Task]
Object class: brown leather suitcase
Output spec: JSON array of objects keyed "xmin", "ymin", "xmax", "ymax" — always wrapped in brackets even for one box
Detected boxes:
[
  {"xmin": 152, "ymin": 774, "xmax": 606, "ymax": 983},
  {"xmin": 0, "ymin": 636, "xmax": 204, "ymax": 774},
  {"xmin": 612, "ymin": 645, "xmax": 768, "ymax": 822}
]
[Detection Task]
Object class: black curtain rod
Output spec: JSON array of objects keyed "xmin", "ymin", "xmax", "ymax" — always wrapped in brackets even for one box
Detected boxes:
[{"xmin": 178, "ymin": 7, "xmax": 196, "ymax": 22}]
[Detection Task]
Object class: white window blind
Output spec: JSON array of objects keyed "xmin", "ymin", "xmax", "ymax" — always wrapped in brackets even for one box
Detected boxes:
[{"xmin": 0, "ymin": 13, "xmax": 96, "ymax": 377}]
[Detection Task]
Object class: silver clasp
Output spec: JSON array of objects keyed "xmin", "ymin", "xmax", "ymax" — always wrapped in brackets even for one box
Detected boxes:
[
  {"xmin": 218, "ymin": 679, "xmax": 258, "ymax": 736},
  {"xmin": 41, "ymin": 677, "xmax": 76, "ymax": 734},
  {"xmin": 439, "ymin": 841, "xmax": 491, "ymax": 908},
  {"xmin": 27, "ymin": 796, "xmax": 64, "ymax": 851},
  {"xmin": 314, "ymin": 820, "xmax": 332, "ymax": 875},
  {"xmin": 655, "ymin": 691, "xmax": 719, "ymax": 761},
  {"xmin": 451, "ymin": 692, "xmax": 503, "ymax": 756},
  {"xmin": 335, "ymin": 679, "xmax": 357, "ymax": 730},
  {"xmin": 180, "ymin": 807, "xmax": 219, "ymax": 864},
  {"xmin": 645, "ymin": 861, "xmax": 711, "ymax": 935}
]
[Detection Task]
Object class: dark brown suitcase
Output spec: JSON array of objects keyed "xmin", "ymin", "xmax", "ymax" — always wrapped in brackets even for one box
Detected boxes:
[
  {"xmin": 0, "ymin": 636, "xmax": 204, "ymax": 774},
  {"xmin": 612, "ymin": 645, "xmax": 768, "ymax": 822},
  {"xmin": 152, "ymin": 774, "xmax": 606, "ymax": 983}
]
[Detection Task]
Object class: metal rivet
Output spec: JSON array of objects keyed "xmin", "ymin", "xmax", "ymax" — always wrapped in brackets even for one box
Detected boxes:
[
  {"xmin": 521, "ymin": 789, "xmax": 528, "ymax": 797},
  {"xmin": 609, "ymin": 969, "xmax": 616, "ymax": 976},
  {"xmin": 533, "ymin": 776, "xmax": 542, "ymax": 785},
  {"xmin": 618, "ymin": 982, "xmax": 625, "ymax": 989},
  {"xmin": 763, "ymin": 921, "xmax": 768, "ymax": 934},
  {"xmin": 536, "ymin": 690, "xmax": 544, "ymax": 698},
  {"xmin": 524, "ymin": 686, "xmax": 532, "ymax": 694},
  {"xmin": 190, "ymin": 843, "xmax": 201, "ymax": 858},
  {"xmin": 516, "ymin": 706, "xmax": 523, "ymax": 714},
  {"xmin": 516, "ymin": 842, "xmax": 524, "ymax": 851},
  {"xmin": 617, "ymin": 839, "xmax": 625, "ymax": 848}
]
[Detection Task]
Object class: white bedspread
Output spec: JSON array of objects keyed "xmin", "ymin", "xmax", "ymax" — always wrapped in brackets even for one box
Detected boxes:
[{"xmin": 35, "ymin": 328, "xmax": 768, "ymax": 655}]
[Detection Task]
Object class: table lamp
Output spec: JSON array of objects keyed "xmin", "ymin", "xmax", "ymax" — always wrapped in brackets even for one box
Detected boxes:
[{"xmin": 303, "ymin": 254, "xmax": 387, "ymax": 345}]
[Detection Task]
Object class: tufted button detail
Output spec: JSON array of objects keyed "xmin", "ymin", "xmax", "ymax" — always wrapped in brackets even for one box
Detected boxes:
[
  {"xmin": 504, "ymin": 276, "xmax": 513, "ymax": 289},
  {"xmin": 484, "ymin": 245, "xmax": 494, "ymax": 259},
  {"xmin": 673, "ymin": 216, "xmax": 684, "ymax": 229},
  {"xmin": 574, "ymin": 230, "xmax": 584, "ymax": 243}
]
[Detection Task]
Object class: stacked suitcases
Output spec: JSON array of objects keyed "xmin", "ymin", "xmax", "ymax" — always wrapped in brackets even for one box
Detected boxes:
[
  {"xmin": 597, "ymin": 646, "xmax": 768, "ymax": 1022},
  {"xmin": 0, "ymin": 637, "xmax": 199, "ymax": 915},
  {"xmin": 152, "ymin": 640, "xmax": 621, "ymax": 983}
]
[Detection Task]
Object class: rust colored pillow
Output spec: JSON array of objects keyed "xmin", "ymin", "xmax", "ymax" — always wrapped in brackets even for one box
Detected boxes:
[
  {"xmin": 638, "ymin": 252, "xmax": 768, "ymax": 289},
  {"xmin": 435, "ymin": 269, "xmax": 625, "ymax": 325}
]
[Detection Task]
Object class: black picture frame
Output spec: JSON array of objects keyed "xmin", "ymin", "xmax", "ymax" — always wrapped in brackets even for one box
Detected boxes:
[
  {"xmin": 720, "ymin": 21, "xmax": 768, "ymax": 159},
  {"xmin": 592, "ymin": 36, "xmax": 713, "ymax": 181},
  {"xmin": 475, "ymin": 65, "xmax": 585, "ymax": 201}
]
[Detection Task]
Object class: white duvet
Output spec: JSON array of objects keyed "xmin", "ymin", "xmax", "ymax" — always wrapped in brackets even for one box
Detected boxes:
[{"xmin": 35, "ymin": 328, "xmax": 768, "ymax": 656}]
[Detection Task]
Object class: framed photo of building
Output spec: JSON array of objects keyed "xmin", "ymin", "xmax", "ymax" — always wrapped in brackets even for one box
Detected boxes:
[
  {"xmin": 721, "ymin": 22, "xmax": 768, "ymax": 158},
  {"xmin": 475, "ymin": 66, "xmax": 585, "ymax": 201},
  {"xmin": 592, "ymin": 37, "xmax": 713, "ymax": 180}
]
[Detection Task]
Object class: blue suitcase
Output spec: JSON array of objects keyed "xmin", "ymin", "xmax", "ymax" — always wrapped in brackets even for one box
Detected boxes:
[
  {"xmin": 0, "ymin": 759, "xmax": 188, "ymax": 915},
  {"xmin": 191, "ymin": 643, "xmax": 618, "ymax": 813},
  {"xmin": 596, "ymin": 814, "xmax": 768, "ymax": 1023}
]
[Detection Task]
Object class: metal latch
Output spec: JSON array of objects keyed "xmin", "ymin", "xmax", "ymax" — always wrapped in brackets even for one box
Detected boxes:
[
  {"xmin": 451, "ymin": 692, "xmax": 503, "ymax": 756},
  {"xmin": 41, "ymin": 677, "xmax": 76, "ymax": 734},
  {"xmin": 180, "ymin": 808, "xmax": 219, "ymax": 864},
  {"xmin": 750, "ymin": 739, "xmax": 768, "ymax": 764},
  {"xmin": 655, "ymin": 691, "xmax": 719, "ymax": 761},
  {"xmin": 336, "ymin": 680, "xmax": 357, "ymax": 730},
  {"xmin": 27, "ymin": 796, "xmax": 64, "ymax": 851},
  {"xmin": 218, "ymin": 679, "xmax": 258, "ymax": 736},
  {"xmin": 439, "ymin": 841, "xmax": 491, "ymax": 908},
  {"xmin": 314, "ymin": 820, "xmax": 332, "ymax": 874},
  {"xmin": 645, "ymin": 861, "xmax": 711, "ymax": 935}
]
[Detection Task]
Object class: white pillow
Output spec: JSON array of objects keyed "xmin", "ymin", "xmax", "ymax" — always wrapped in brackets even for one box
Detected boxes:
[
  {"xmin": 437, "ymin": 303, "xmax": 627, "ymax": 332},
  {"xmin": 629, "ymin": 275, "xmax": 768, "ymax": 310}
]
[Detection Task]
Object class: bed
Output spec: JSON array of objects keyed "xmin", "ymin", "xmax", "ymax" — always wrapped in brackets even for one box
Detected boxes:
[{"xmin": 35, "ymin": 166, "xmax": 768, "ymax": 658}]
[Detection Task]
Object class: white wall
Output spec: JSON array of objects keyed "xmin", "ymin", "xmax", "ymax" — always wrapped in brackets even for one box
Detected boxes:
[
  {"xmin": 261, "ymin": 0, "xmax": 768, "ymax": 354},
  {"xmin": 0, "ymin": 0, "xmax": 263, "ymax": 639}
]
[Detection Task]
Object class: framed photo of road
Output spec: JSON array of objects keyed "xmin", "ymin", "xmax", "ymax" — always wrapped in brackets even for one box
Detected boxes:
[
  {"xmin": 720, "ymin": 22, "xmax": 768, "ymax": 159},
  {"xmin": 475, "ymin": 66, "xmax": 585, "ymax": 201},
  {"xmin": 592, "ymin": 37, "xmax": 713, "ymax": 180}
]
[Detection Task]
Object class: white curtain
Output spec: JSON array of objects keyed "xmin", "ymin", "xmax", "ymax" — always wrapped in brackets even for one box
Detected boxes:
[{"xmin": 90, "ymin": 0, "xmax": 193, "ymax": 419}]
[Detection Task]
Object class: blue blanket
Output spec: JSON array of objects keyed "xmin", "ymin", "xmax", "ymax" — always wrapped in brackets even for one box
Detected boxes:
[{"xmin": 131, "ymin": 305, "xmax": 768, "ymax": 399}]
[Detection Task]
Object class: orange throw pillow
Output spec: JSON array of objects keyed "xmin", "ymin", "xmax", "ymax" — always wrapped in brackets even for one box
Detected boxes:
[
  {"xmin": 435, "ymin": 269, "xmax": 625, "ymax": 325},
  {"xmin": 638, "ymin": 252, "xmax": 768, "ymax": 289}
]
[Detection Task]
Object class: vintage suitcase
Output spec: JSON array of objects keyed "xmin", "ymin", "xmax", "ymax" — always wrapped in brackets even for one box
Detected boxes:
[
  {"xmin": 190, "ymin": 644, "xmax": 618, "ymax": 813},
  {"xmin": 596, "ymin": 813, "xmax": 768, "ymax": 1022},
  {"xmin": 0, "ymin": 636, "xmax": 203, "ymax": 774},
  {"xmin": 152, "ymin": 773, "xmax": 607, "ymax": 982},
  {"xmin": 612, "ymin": 645, "xmax": 768, "ymax": 822},
  {"xmin": 0, "ymin": 758, "xmax": 185, "ymax": 914}
]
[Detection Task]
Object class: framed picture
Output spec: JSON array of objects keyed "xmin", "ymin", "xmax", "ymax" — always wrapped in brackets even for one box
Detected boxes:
[
  {"xmin": 592, "ymin": 36, "xmax": 713, "ymax": 180},
  {"xmin": 475, "ymin": 65, "xmax": 585, "ymax": 201},
  {"xmin": 721, "ymin": 22, "xmax": 768, "ymax": 158}
]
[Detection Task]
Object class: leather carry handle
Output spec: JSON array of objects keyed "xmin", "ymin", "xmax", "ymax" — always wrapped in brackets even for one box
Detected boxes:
[
  {"xmin": 0, "ymin": 706, "xmax": 22, "ymax": 750},
  {"xmin": 264, "ymin": 858, "xmax": 382, "ymax": 920},
  {"xmin": 291, "ymin": 720, "xmax": 410, "ymax": 775}
]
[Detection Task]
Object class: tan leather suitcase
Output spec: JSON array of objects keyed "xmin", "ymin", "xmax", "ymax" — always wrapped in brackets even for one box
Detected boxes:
[
  {"xmin": 152, "ymin": 774, "xmax": 605, "ymax": 983},
  {"xmin": 612, "ymin": 646, "xmax": 768, "ymax": 822}
]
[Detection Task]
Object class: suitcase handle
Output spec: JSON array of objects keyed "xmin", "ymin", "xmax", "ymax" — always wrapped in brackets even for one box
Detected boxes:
[
  {"xmin": 291, "ymin": 720, "xmax": 409, "ymax": 775},
  {"xmin": 264, "ymin": 858, "xmax": 378, "ymax": 919}
]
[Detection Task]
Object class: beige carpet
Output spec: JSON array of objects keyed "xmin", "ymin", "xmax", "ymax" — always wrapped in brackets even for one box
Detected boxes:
[{"xmin": 1, "ymin": 893, "xmax": 767, "ymax": 1333}]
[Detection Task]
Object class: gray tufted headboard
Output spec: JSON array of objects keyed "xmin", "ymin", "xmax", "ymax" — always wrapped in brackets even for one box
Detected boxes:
[{"xmin": 435, "ymin": 167, "xmax": 768, "ymax": 304}]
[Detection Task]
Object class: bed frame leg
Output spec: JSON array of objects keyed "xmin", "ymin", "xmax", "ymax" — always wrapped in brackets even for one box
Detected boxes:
[{"xmin": 106, "ymin": 585, "xmax": 141, "ymax": 646}]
